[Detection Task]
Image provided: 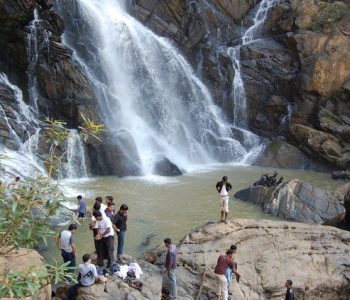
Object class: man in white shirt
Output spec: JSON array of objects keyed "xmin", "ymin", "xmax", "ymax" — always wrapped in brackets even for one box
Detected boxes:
[
  {"xmin": 55, "ymin": 224, "xmax": 78, "ymax": 273},
  {"xmin": 93, "ymin": 210, "xmax": 115, "ymax": 268},
  {"xmin": 216, "ymin": 176, "xmax": 233, "ymax": 223}
]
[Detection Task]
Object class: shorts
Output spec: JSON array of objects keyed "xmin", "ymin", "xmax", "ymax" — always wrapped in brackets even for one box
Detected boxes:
[{"xmin": 220, "ymin": 196, "xmax": 229, "ymax": 213}]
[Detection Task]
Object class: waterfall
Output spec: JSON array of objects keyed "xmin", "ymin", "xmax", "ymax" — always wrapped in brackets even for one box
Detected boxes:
[
  {"xmin": 26, "ymin": 8, "xmax": 51, "ymax": 110},
  {"xmin": 65, "ymin": 130, "xmax": 88, "ymax": 178},
  {"xmin": 54, "ymin": 0, "xmax": 251, "ymax": 174},
  {"xmin": 227, "ymin": 0, "xmax": 278, "ymax": 150},
  {"xmin": 0, "ymin": 74, "xmax": 46, "ymax": 180}
]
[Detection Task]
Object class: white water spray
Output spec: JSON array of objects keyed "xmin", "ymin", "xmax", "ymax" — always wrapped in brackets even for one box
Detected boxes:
[{"xmin": 55, "ymin": 0, "xmax": 249, "ymax": 174}]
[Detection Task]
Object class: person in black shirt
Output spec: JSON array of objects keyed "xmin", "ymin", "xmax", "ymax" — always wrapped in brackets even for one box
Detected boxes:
[
  {"xmin": 112, "ymin": 204, "xmax": 128, "ymax": 263},
  {"xmin": 285, "ymin": 279, "xmax": 295, "ymax": 300}
]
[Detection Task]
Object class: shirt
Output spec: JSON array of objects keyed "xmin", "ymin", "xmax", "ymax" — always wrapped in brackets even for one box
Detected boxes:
[
  {"xmin": 98, "ymin": 216, "xmax": 114, "ymax": 237},
  {"xmin": 78, "ymin": 199, "xmax": 87, "ymax": 213},
  {"xmin": 112, "ymin": 211, "xmax": 127, "ymax": 232},
  {"xmin": 220, "ymin": 184, "xmax": 228, "ymax": 196},
  {"xmin": 285, "ymin": 288, "xmax": 295, "ymax": 300},
  {"xmin": 91, "ymin": 210, "xmax": 106, "ymax": 229},
  {"xmin": 164, "ymin": 245, "xmax": 177, "ymax": 270},
  {"xmin": 216, "ymin": 181, "xmax": 232, "ymax": 194},
  {"xmin": 59, "ymin": 230, "xmax": 73, "ymax": 253},
  {"xmin": 214, "ymin": 255, "xmax": 234, "ymax": 275},
  {"xmin": 79, "ymin": 263, "xmax": 97, "ymax": 286},
  {"xmin": 105, "ymin": 208, "xmax": 114, "ymax": 220},
  {"xmin": 100, "ymin": 203, "xmax": 107, "ymax": 212}
]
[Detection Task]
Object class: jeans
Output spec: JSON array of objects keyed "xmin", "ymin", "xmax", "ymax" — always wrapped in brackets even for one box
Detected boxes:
[
  {"xmin": 96, "ymin": 236, "xmax": 114, "ymax": 267},
  {"xmin": 61, "ymin": 250, "xmax": 76, "ymax": 273},
  {"xmin": 226, "ymin": 267, "xmax": 233, "ymax": 284},
  {"xmin": 163, "ymin": 269, "xmax": 177, "ymax": 299},
  {"xmin": 66, "ymin": 283, "xmax": 82, "ymax": 300},
  {"xmin": 117, "ymin": 231, "xmax": 126, "ymax": 258},
  {"xmin": 78, "ymin": 212, "xmax": 85, "ymax": 218}
]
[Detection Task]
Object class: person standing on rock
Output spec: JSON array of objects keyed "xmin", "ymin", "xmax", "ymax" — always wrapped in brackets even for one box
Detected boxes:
[
  {"xmin": 162, "ymin": 238, "xmax": 177, "ymax": 299},
  {"xmin": 214, "ymin": 249, "xmax": 240, "ymax": 300},
  {"xmin": 105, "ymin": 202, "xmax": 115, "ymax": 220},
  {"xmin": 112, "ymin": 204, "xmax": 128, "ymax": 263},
  {"xmin": 77, "ymin": 195, "xmax": 87, "ymax": 218},
  {"xmin": 216, "ymin": 176, "xmax": 232, "ymax": 223},
  {"xmin": 285, "ymin": 279, "xmax": 295, "ymax": 300},
  {"xmin": 94, "ymin": 210, "xmax": 115, "ymax": 268},
  {"xmin": 95, "ymin": 196, "xmax": 107, "ymax": 212},
  {"xmin": 55, "ymin": 224, "xmax": 78, "ymax": 273},
  {"xmin": 226, "ymin": 244, "xmax": 238, "ymax": 294}
]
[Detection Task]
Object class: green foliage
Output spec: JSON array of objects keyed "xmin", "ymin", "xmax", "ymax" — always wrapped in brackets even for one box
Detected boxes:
[
  {"xmin": 309, "ymin": 2, "xmax": 348, "ymax": 31},
  {"xmin": 0, "ymin": 116, "xmax": 103, "ymax": 298},
  {"xmin": 0, "ymin": 262, "xmax": 76, "ymax": 299}
]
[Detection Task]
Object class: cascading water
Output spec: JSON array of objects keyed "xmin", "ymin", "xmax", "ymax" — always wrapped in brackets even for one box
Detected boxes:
[
  {"xmin": 226, "ymin": 0, "xmax": 278, "ymax": 162},
  {"xmin": 54, "ymin": 0, "xmax": 253, "ymax": 174},
  {"xmin": 65, "ymin": 130, "xmax": 88, "ymax": 178},
  {"xmin": 0, "ymin": 73, "xmax": 46, "ymax": 179}
]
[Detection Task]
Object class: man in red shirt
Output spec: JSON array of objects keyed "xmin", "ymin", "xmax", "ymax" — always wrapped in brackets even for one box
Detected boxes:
[{"xmin": 214, "ymin": 249, "xmax": 240, "ymax": 300}]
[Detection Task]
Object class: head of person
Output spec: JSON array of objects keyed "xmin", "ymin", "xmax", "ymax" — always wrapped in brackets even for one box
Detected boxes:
[
  {"xmin": 106, "ymin": 196, "xmax": 113, "ymax": 204},
  {"xmin": 68, "ymin": 223, "xmax": 78, "ymax": 233},
  {"xmin": 77, "ymin": 195, "xmax": 82, "ymax": 201},
  {"xmin": 107, "ymin": 202, "xmax": 114, "ymax": 211},
  {"xmin": 82, "ymin": 253, "xmax": 91, "ymax": 264},
  {"xmin": 164, "ymin": 238, "xmax": 172, "ymax": 248},
  {"xmin": 230, "ymin": 244, "xmax": 237, "ymax": 253},
  {"xmin": 285, "ymin": 279, "xmax": 293, "ymax": 288},
  {"xmin": 15, "ymin": 176, "xmax": 20, "ymax": 182},
  {"xmin": 119, "ymin": 204, "xmax": 128, "ymax": 213},
  {"xmin": 226, "ymin": 248, "xmax": 234, "ymax": 258},
  {"xmin": 95, "ymin": 196, "xmax": 103, "ymax": 204},
  {"xmin": 93, "ymin": 210, "xmax": 103, "ymax": 221},
  {"xmin": 222, "ymin": 176, "xmax": 228, "ymax": 182},
  {"xmin": 93, "ymin": 202, "xmax": 101, "ymax": 212}
]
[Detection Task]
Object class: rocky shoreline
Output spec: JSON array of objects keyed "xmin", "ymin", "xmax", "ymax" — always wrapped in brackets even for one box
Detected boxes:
[{"xmin": 50, "ymin": 219, "xmax": 350, "ymax": 300}]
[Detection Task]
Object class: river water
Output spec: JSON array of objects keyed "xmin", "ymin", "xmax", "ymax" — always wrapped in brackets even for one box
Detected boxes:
[{"xmin": 41, "ymin": 165, "xmax": 342, "ymax": 263}]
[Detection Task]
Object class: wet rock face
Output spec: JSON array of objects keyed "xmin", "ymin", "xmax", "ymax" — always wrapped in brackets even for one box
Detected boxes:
[
  {"xmin": 145, "ymin": 219, "xmax": 350, "ymax": 299},
  {"xmin": 131, "ymin": 0, "xmax": 350, "ymax": 170},
  {"xmin": 153, "ymin": 155, "xmax": 182, "ymax": 177},
  {"xmin": 234, "ymin": 179, "xmax": 346, "ymax": 225}
]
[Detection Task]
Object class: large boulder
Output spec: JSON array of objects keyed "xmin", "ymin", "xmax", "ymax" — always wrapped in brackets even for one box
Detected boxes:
[
  {"xmin": 289, "ymin": 124, "xmax": 348, "ymax": 168},
  {"xmin": 145, "ymin": 219, "xmax": 350, "ymax": 299},
  {"xmin": 252, "ymin": 139, "xmax": 320, "ymax": 170},
  {"xmin": 153, "ymin": 155, "xmax": 182, "ymax": 177},
  {"xmin": 234, "ymin": 179, "xmax": 345, "ymax": 225},
  {"xmin": 0, "ymin": 248, "xmax": 51, "ymax": 300}
]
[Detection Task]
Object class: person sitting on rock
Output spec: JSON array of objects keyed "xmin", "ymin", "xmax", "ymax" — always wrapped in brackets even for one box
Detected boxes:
[
  {"xmin": 285, "ymin": 279, "xmax": 295, "ymax": 300},
  {"xmin": 214, "ymin": 249, "xmax": 240, "ymax": 300},
  {"xmin": 216, "ymin": 176, "xmax": 232, "ymax": 223},
  {"xmin": 225, "ymin": 244, "xmax": 238, "ymax": 294},
  {"xmin": 66, "ymin": 253, "xmax": 105, "ymax": 300},
  {"xmin": 7, "ymin": 176, "xmax": 21, "ymax": 189}
]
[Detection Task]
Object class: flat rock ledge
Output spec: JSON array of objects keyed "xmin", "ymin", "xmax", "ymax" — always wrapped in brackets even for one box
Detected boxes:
[{"xmin": 145, "ymin": 219, "xmax": 350, "ymax": 300}]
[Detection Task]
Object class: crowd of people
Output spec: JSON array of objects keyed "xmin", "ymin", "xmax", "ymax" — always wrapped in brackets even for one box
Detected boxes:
[{"xmin": 53, "ymin": 175, "xmax": 295, "ymax": 300}]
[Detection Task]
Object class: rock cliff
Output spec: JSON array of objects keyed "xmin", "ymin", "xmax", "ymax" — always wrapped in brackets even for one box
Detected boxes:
[
  {"xmin": 145, "ymin": 219, "xmax": 350, "ymax": 299},
  {"xmin": 131, "ymin": 0, "xmax": 350, "ymax": 170}
]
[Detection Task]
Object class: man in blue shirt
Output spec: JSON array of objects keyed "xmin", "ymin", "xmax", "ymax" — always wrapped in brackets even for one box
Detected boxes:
[
  {"xmin": 77, "ymin": 195, "xmax": 87, "ymax": 218},
  {"xmin": 162, "ymin": 238, "xmax": 177, "ymax": 299}
]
